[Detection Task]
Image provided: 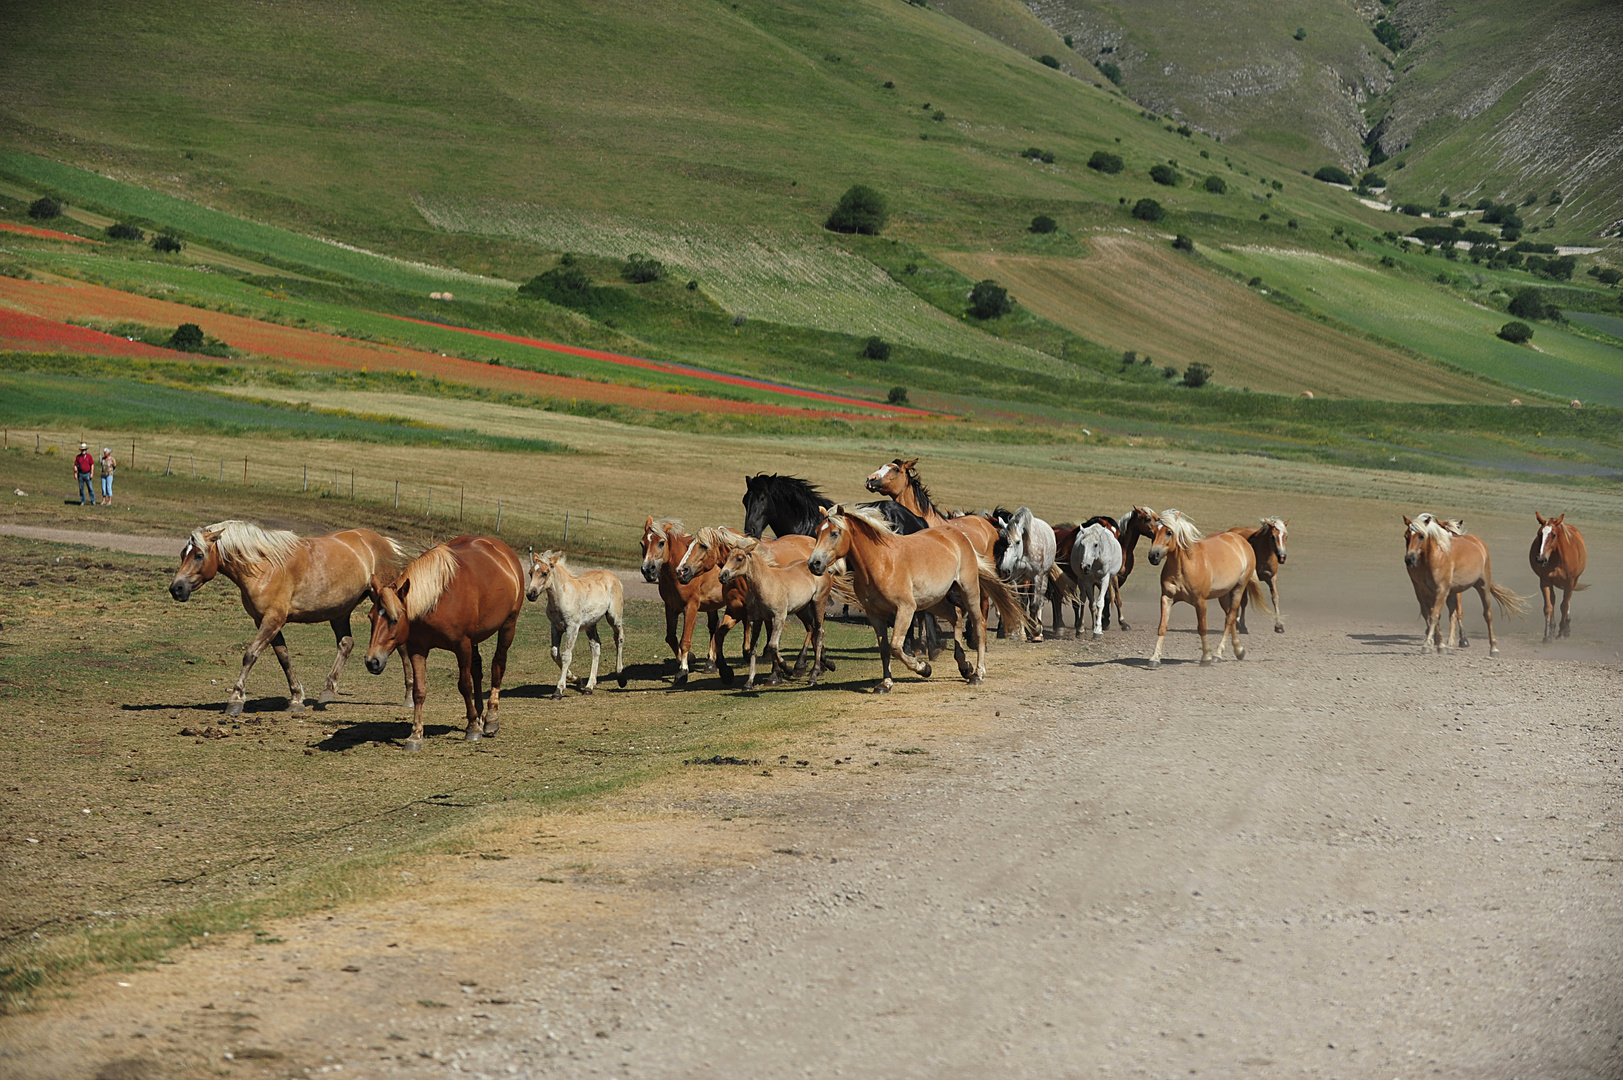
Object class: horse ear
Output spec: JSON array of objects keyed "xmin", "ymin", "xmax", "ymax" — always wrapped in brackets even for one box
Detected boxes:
[
  {"xmin": 900, "ymin": 458, "xmax": 918, "ymax": 471},
  {"xmin": 1535, "ymin": 511, "xmax": 1546, "ymax": 524},
  {"xmin": 1554, "ymin": 513, "xmax": 1564, "ymax": 524},
  {"xmin": 819, "ymin": 505, "xmax": 831, "ymax": 518},
  {"xmin": 202, "ymin": 527, "xmax": 225, "ymax": 543},
  {"xmin": 1402, "ymin": 516, "xmax": 1413, "ymax": 527},
  {"xmin": 395, "ymin": 578, "xmax": 411, "ymax": 602}
]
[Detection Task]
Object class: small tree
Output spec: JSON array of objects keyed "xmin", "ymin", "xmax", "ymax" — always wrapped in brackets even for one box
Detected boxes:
[
  {"xmin": 1097, "ymin": 60, "xmax": 1122, "ymax": 86},
  {"xmin": 1038, "ymin": 54, "xmax": 1061, "ymax": 69},
  {"xmin": 1373, "ymin": 20, "xmax": 1400, "ymax": 50},
  {"xmin": 1131, "ymin": 198, "xmax": 1165, "ymax": 222},
  {"xmin": 864, "ymin": 336, "xmax": 892, "ymax": 360},
  {"xmin": 887, "ymin": 386, "xmax": 909, "ymax": 405},
  {"xmin": 1162, "ymin": 364, "xmax": 1178, "ymax": 379},
  {"xmin": 1507, "ymin": 287, "xmax": 1546, "ymax": 320},
  {"xmin": 106, "ymin": 222, "xmax": 144, "ymax": 241},
  {"xmin": 1293, "ymin": 27, "xmax": 1306, "ymax": 40},
  {"xmin": 168, "ymin": 323, "xmax": 206, "ymax": 352},
  {"xmin": 1598, "ymin": 268, "xmax": 1621, "ymax": 286},
  {"xmin": 1172, "ymin": 234, "xmax": 1195, "ymax": 253},
  {"xmin": 27, "ymin": 197, "xmax": 63, "ymax": 220},
  {"xmin": 1087, "ymin": 150, "xmax": 1123, "ymax": 174},
  {"xmin": 518, "ymin": 262, "xmax": 593, "ymax": 306},
  {"xmin": 622, "ymin": 252, "xmax": 664, "ymax": 283},
  {"xmin": 1030, "ymin": 214, "xmax": 1058, "ymax": 234},
  {"xmin": 151, "ymin": 233, "xmax": 183, "ymax": 253},
  {"xmin": 1497, "ymin": 321, "xmax": 1533, "ymax": 344},
  {"xmin": 1313, "ymin": 165, "xmax": 1353, "ymax": 185},
  {"xmin": 1181, "ymin": 362, "xmax": 1212, "ymax": 387},
  {"xmin": 968, "ymin": 280, "xmax": 1012, "ymax": 319},
  {"xmin": 1203, "ymin": 175, "xmax": 1226, "ymax": 194},
  {"xmin": 825, "ymin": 185, "xmax": 888, "ymax": 235},
  {"xmin": 1149, "ymin": 164, "xmax": 1181, "ymax": 186}
]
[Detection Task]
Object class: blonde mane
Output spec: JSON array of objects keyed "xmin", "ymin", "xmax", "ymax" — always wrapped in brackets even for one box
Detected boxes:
[
  {"xmin": 534, "ymin": 549, "xmax": 568, "ymax": 571},
  {"xmin": 1408, "ymin": 513, "xmax": 1456, "ymax": 549},
  {"xmin": 650, "ymin": 517, "xmax": 686, "ymax": 539},
  {"xmin": 398, "ymin": 543, "xmax": 459, "ymax": 618},
  {"xmin": 198, "ymin": 519, "xmax": 302, "ymax": 569},
  {"xmin": 1158, "ymin": 509, "xmax": 1203, "ymax": 550},
  {"xmin": 1261, "ymin": 516, "xmax": 1288, "ymax": 539},
  {"xmin": 826, "ymin": 503, "xmax": 897, "ymax": 539}
]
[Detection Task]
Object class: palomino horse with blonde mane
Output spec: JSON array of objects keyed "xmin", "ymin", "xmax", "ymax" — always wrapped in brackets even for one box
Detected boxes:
[
  {"xmin": 526, "ymin": 550, "xmax": 627, "ymax": 699},
  {"xmin": 1403, "ymin": 514, "xmax": 1524, "ymax": 655},
  {"xmin": 640, "ymin": 516, "xmax": 743, "ymax": 686},
  {"xmin": 1145, "ymin": 509, "xmax": 1265, "ymax": 668},
  {"xmin": 169, "ymin": 520, "xmax": 409, "ymax": 716},
  {"xmin": 364, "ymin": 535, "xmax": 526, "ymax": 750},
  {"xmin": 717, "ymin": 535, "xmax": 837, "ymax": 690},
  {"xmin": 1530, "ymin": 513, "xmax": 1587, "ymax": 643},
  {"xmin": 1232, "ymin": 517, "xmax": 1289, "ymax": 635},
  {"xmin": 678, "ymin": 527, "xmax": 831, "ymax": 677},
  {"xmin": 808, "ymin": 504, "xmax": 1029, "ymax": 692}
]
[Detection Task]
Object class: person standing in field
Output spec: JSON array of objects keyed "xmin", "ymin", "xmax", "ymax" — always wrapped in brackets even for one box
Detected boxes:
[
  {"xmin": 99, "ymin": 446, "xmax": 117, "ymax": 505},
  {"xmin": 74, "ymin": 442, "xmax": 97, "ymax": 505}
]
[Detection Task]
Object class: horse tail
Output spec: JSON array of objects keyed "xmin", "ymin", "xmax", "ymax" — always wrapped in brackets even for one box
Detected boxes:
[
  {"xmin": 1573, "ymin": 582, "xmax": 1591, "ymax": 591},
  {"xmin": 1245, "ymin": 575, "xmax": 1274, "ymax": 615},
  {"xmin": 826, "ymin": 569, "xmax": 860, "ymax": 609},
  {"xmin": 1489, "ymin": 581, "xmax": 1527, "ymax": 617},
  {"xmin": 977, "ymin": 555, "xmax": 1036, "ymax": 637},
  {"xmin": 1047, "ymin": 562, "xmax": 1079, "ymax": 601}
]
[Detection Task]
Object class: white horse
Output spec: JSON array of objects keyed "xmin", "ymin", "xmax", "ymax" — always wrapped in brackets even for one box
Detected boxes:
[
  {"xmin": 1070, "ymin": 522, "xmax": 1124, "ymax": 640},
  {"xmin": 526, "ymin": 550, "xmax": 627, "ymax": 699},
  {"xmin": 995, "ymin": 506, "xmax": 1058, "ymax": 642}
]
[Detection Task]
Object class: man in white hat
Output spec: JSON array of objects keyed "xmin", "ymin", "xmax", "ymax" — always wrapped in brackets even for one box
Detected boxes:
[
  {"xmin": 99, "ymin": 445, "xmax": 117, "ymax": 505},
  {"xmin": 74, "ymin": 442, "xmax": 97, "ymax": 505}
]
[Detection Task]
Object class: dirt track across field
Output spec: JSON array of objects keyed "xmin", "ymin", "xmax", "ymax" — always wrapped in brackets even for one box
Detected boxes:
[{"xmin": 4, "ymin": 525, "xmax": 1619, "ymax": 1079}]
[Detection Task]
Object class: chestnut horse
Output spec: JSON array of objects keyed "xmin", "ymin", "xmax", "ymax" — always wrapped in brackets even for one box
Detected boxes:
[
  {"xmin": 1403, "ymin": 514, "xmax": 1524, "ymax": 655},
  {"xmin": 169, "ymin": 520, "xmax": 409, "ymax": 716},
  {"xmin": 1111, "ymin": 506, "xmax": 1160, "ymax": 630},
  {"xmin": 1145, "ymin": 510, "xmax": 1264, "ymax": 668},
  {"xmin": 864, "ymin": 457, "xmax": 1000, "ymax": 559},
  {"xmin": 1530, "ymin": 513, "xmax": 1587, "ymax": 643},
  {"xmin": 640, "ymin": 516, "xmax": 743, "ymax": 686},
  {"xmin": 1232, "ymin": 517, "xmax": 1289, "ymax": 635},
  {"xmin": 364, "ymin": 535, "xmax": 526, "ymax": 750},
  {"xmin": 808, "ymin": 504, "xmax": 1028, "ymax": 692}
]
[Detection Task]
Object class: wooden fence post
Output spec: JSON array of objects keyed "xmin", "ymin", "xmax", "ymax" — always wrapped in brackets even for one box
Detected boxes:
[
  {"xmin": 244, "ymin": 456, "xmax": 248, "ymax": 484},
  {"xmin": 164, "ymin": 455, "xmax": 172, "ymax": 476},
  {"xmin": 394, "ymin": 480, "xmax": 399, "ymax": 509},
  {"xmin": 459, "ymin": 485, "xmax": 465, "ymax": 522},
  {"xmin": 303, "ymin": 465, "xmax": 308, "ymax": 492},
  {"xmin": 496, "ymin": 500, "xmax": 502, "ymax": 533},
  {"xmin": 563, "ymin": 511, "xmax": 570, "ymax": 546}
]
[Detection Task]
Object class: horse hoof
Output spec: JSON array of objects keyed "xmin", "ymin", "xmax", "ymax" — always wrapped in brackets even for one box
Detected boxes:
[
  {"xmin": 483, "ymin": 720, "xmax": 499, "ymax": 737},
  {"xmin": 791, "ymin": 664, "xmax": 809, "ymax": 678},
  {"xmin": 719, "ymin": 668, "xmax": 736, "ymax": 687},
  {"xmin": 1199, "ymin": 657, "xmax": 1214, "ymax": 667},
  {"xmin": 966, "ymin": 673, "xmax": 984, "ymax": 686},
  {"xmin": 821, "ymin": 658, "xmax": 836, "ymax": 671},
  {"xmin": 1148, "ymin": 659, "xmax": 1160, "ymax": 670},
  {"xmin": 464, "ymin": 730, "xmax": 483, "ymax": 742},
  {"xmin": 580, "ymin": 686, "xmax": 594, "ymax": 696},
  {"xmin": 872, "ymin": 682, "xmax": 892, "ymax": 694},
  {"xmin": 672, "ymin": 672, "xmax": 688, "ymax": 687},
  {"xmin": 702, "ymin": 661, "xmax": 719, "ymax": 674},
  {"xmin": 1118, "ymin": 621, "xmax": 1130, "ymax": 631},
  {"xmin": 317, "ymin": 689, "xmax": 336, "ymax": 705},
  {"xmin": 768, "ymin": 674, "xmax": 783, "ymax": 687},
  {"xmin": 225, "ymin": 700, "xmax": 244, "ymax": 718},
  {"xmin": 403, "ymin": 739, "xmax": 423, "ymax": 753},
  {"xmin": 1274, "ymin": 624, "xmax": 1285, "ymax": 634},
  {"xmin": 1489, "ymin": 647, "xmax": 1500, "ymax": 657},
  {"xmin": 1234, "ymin": 647, "xmax": 1247, "ymax": 661},
  {"xmin": 552, "ymin": 687, "xmax": 564, "ymax": 700},
  {"xmin": 289, "ymin": 701, "xmax": 305, "ymax": 716},
  {"xmin": 618, "ymin": 673, "xmax": 628, "ymax": 688},
  {"xmin": 1090, "ymin": 631, "xmax": 1101, "ymax": 641},
  {"xmin": 918, "ymin": 662, "xmax": 932, "ymax": 679}
]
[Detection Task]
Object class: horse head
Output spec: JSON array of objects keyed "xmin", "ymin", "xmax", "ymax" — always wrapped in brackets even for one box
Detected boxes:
[
  {"xmin": 675, "ymin": 527, "xmax": 723, "ymax": 585},
  {"xmin": 364, "ymin": 574, "xmax": 410, "ymax": 674},
  {"xmin": 526, "ymin": 550, "xmax": 562, "ymax": 602},
  {"xmin": 808, "ymin": 505, "xmax": 849, "ymax": 577},
  {"xmin": 1147, "ymin": 510, "xmax": 1197, "ymax": 566},
  {"xmin": 716, "ymin": 535, "xmax": 759, "ymax": 586},
  {"xmin": 1402, "ymin": 516, "xmax": 1430, "ymax": 568},
  {"xmin": 742, "ymin": 475, "xmax": 769, "ymax": 539},
  {"xmin": 640, "ymin": 516, "xmax": 682, "ymax": 583},
  {"xmin": 1127, "ymin": 506, "xmax": 1159, "ymax": 538},
  {"xmin": 865, "ymin": 458, "xmax": 912, "ymax": 497},
  {"xmin": 995, "ymin": 507, "xmax": 1025, "ymax": 577},
  {"xmin": 1263, "ymin": 517, "xmax": 1289, "ymax": 564},
  {"xmin": 1533, "ymin": 512, "xmax": 1564, "ymax": 565},
  {"xmin": 169, "ymin": 526, "xmax": 224, "ymax": 602}
]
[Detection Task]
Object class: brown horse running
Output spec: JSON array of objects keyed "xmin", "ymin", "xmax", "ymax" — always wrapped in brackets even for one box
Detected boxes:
[
  {"xmin": 1232, "ymin": 517, "xmax": 1289, "ymax": 635},
  {"xmin": 1403, "ymin": 514, "xmax": 1524, "ymax": 655},
  {"xmin": 1146, "ymin": 510, "xmax": 1263, "ymax": 668},
  {"xmin": 640, "ymin": 516, "xmax": 743, "ymax": 686},
  {"xmin": 1111, "ymin": 506, "xmax": 1160, "ymax": 630},
  {"xmin": 169, "ymin": 520, "xmax": 409, "ymax": 716},
  {"xmin": 808, "ymin": 504, "xmax": 1028, "ymax": 692},
  {"xmin": 364, "ymin": 535, "xmax": 526, "ymax": 750},
  {"xmin": 864, "ymin": 457, "xmax": 1001, "ymax": 560},
  {"xmin": 1529, "ymin": 513, "xmax": 1587, "ymax": 643}
]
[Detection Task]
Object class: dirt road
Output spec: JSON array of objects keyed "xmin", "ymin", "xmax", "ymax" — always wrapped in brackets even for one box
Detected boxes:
[{"xmin": 5, "ymin": 579, "xmax": 1619, "ymax": 1078}]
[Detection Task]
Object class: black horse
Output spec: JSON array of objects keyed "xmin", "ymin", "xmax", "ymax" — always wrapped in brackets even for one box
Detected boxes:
[{"xmin": 742, "ymin": 474, "xmax": 940, "ymax": 653}]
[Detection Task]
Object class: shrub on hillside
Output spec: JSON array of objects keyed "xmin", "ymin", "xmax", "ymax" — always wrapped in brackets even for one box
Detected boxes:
[
  {"xmin": 1038, "ymin": 54, "xmax": 1061, "ymax": 69},
  {"xmin": 1598, "ymin": 268, "xmax": 1622, "ymax": 286},
  {"xmin": 968, "ymin": 279, "xmax": 1012, "ymax": 319},
  {"xmin": 1172, "ymin": 234, "xmax": 1195, "ymax": 253},
  {"xmin": 1022, "ymin": 147, "xmax": 1055, "ymax": 163},
  {"xmin": 27, "ymin": 197, "xmax": 62, "ymax": 220},
  {"xmin": 1359, "ymin": 171, "xmax": 1385, "ymax": 188},
  {"xmin": 1087, "ymin": 150, "xmax": 1123, "ymax": 174},
  {"xmin": 1438, "ymin": 191, "xmax": 1452, "ymax": 207},
  {"xmin": 1202, "ymin": 175, "xmax": 1226, "ymax": 194},
  {"xmin": 1497, "ymin": 321, "xmax": 1532, "ymax": 344},
  {"xmin": 1030, "ymin": 214, "xmax": 1058, "ymax": 234},
  {"xmin": 1097, "ymin": 61, "xmax": 1122, "ymax": 85},
  {"xmin": 622, "ymin": 253, "xmax": 664, "ymax": 283},
  {"xmin": 1149, "ymin": 164, "xmax": 1181, "ymax": 186},
  {"xmin": 1398, "ymin": 203, "xmax": 1426, "ymax": 216},
  {"xmin": 1181, "ymin": 362, "xmax": 1212, "ymax": 388},
  {"xmin": 1293, "ymin": 27, "xmax": 1306, "ymax": 40},
  {"xmin": 1131, "ymin": 198, "xmax": 1165, "ymax": 222},
  {"xmin": 1507, "ymin": 287, "xmax": 1547, "ymax": 320},
  {"xmin": 1513, "ymin": 241, "xmax": 1557, "ymax": 255},
  {"xmin": 106, "ymin": 222, "xmax": 144, "ymax": 241},
  {"xmin": 150, "ymin": 233, "xmax": 183, "ymax": 253},
  {"xmin": 887, "ymin": 386, "xmax": 909, "ymax": 405},
  {"xmin": 1312, "ymin": 166, "xmax": 1353, "ymax": 185},
  {"xmin": 519, "ymin": 262, "xmax": 593, "ymax": 305},
  {"xmin": 168, "ymin": 323, "xmax": 206, "ymax": 352},
  {"xmin": 864, "ymin": 336, "xmax": 891, "ymax": 360},
  {"xmin": 825, "ymin": 185, "xmax": 888, "ymax": 235},
  {"xmin": 1373, "ymin": 20, "xmax": 1401, "ymax": 50}
]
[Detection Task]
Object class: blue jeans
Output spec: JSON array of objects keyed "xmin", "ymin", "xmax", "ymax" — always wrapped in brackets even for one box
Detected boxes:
[
  {"xmin": 101, "ymin": 473, "xmax": 114, "ymax": 500},
  {"xmin": 78, "ymin": 472, "xmax": 96, "ymax": 504}
]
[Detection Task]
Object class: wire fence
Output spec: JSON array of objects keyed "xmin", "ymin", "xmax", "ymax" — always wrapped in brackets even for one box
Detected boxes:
[{"xmin": 5, "ymin": 426, "xmax": 645, "ymax": 558}]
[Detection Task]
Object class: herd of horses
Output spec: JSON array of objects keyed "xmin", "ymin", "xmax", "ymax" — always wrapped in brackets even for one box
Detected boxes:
[{"xmin": 165, "ymin": 457, "xmax": 1590, "ymax": 749}]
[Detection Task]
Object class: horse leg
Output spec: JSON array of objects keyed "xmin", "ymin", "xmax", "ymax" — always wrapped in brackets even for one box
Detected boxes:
[
  {"xmin": 266, "ymin": 629, "xmax": 308, "ymax": 716},
  {"xmin": 553, "ymin": 621, "xmax": 578, "ymax": 700},
  {"xmin": 967, "ymin": 590, "xmax": 988, "ymax": 685},
  {"xmin": 227, "ymin": 616, "xmax": 285, "ymax": 717},
  {"xmin": 790, "ymin": 606, "xmax": 814, "ymax": 677},
  {"xmin": 404, "ymin": 651, "xmax": 429, "ymax": 751},
  {"xmin": 609, "ymin": 606, "xmax": 628, "ymax": 687},
  {"xmin": 550, "ymin": 621, "xmax": 563, "ymax": 666},
  {"xmin": 1112, "ymin": 577, "xmax": 1129, "ymax": 631},
  {"xmin": 1558, "ymin": 584, "xmax": 1574, "ymax": 639},
  {"xmin": 1269, "ymin": 579, "xmax": 1284, "ymax": 633},
  {"xmin": 1091, "ymin": 581, "xmax": 1106, "ymax": 640},
  {"xmin": 714, "ymin": 614, "xmax": 737, "ymax": 685},
  {"xmin": 808, "ymin": 603, "xmax": 827, "ymax": 687},
  {"xmin": 1477, "ymin": 583, "xmax": 1498, "ymax": 657},
  {"xmin": 663, "ymin": 603, "xmax": 681, "ymax": 666},
  {"xmin": 484, "ymin": 619, "xmax": 516, "ymax": 737},
  {"xmin": 455, "ymin": 640, "xmax": 482, "ymax": 741},
  {"xmin": 702, "ymin": 610, "xmax": 720, "ymax": 674},
  {"xmin": 1049, "ymin": 581, "xmax": 1063, "ymax": 639},
  {"xmin": 1450, "ymin": 593, "xmax": 1468, "ymax": 649},
  {"xmin": 1541, "ymin": 581, "xmax": 1556, "ymax": 643},
  {"xmin": 765, "ymin": 613, "xmax": 789, "ymax": 687},
  {"xmin": 398, "ymin": 646, "xmax": 414, "ymax": 708},
  {"xmin": 582, "ymin": 622, "xmax": 603, "ymax": 694},
  {"xmin": 673, "ymin": 601, "xmax": 699, "ymax": 687},
  {"xmin": 1237, "ymin": 586, "xmax": 1249, "ymax": 635},
  {"xmin": 948, "ymin": 600, "xmax": 972, "ymax": 681},
  {"xmin": 318, "ymin": 616, "xmax": 354, "ymax": 706},
  {"xmin": 1149, "ymin": 596, "xmax": 1172, "ymax": 669},
  {"xmin": 743, "ymin": 615, "xmax": 762, "ymax": 691},
  {"xmin": 1224, "ymin": 589, "xmax": 1246, "ymax": 661},
  {"xmin": 1196, "ymin": 599, "xmax": 1216, "ymax": 665}
]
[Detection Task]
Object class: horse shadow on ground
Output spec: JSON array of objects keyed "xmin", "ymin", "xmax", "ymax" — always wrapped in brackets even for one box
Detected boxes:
[
  {"xmin": 312, "ymin": 720, "xmax": 459, "ymax": 752},
  {"xmin": 122, "ymin": 696, "xmax": 296, "ymax": 716},
  {"xmin": 1348, "ymin": 632, "xmax": 1423, "ymax": 651},
  {"xmin": 1077, "ymin": 655, "xmax": 1202, "ymax": 670}
]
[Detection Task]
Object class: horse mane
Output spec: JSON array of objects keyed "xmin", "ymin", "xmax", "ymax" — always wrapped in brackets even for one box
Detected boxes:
[
  {"xmin": 650, "ymin": 516, "xmax": 686, "ymax": 539},
  {"xmin": 827, "ymin": 502, "xmax": 897, "ymax": 542},
  {"xmin": 200, "ymin": 519, "xmax": 302, "ymax": 569},
  {"xmin": 896, "ymin": 461, "xmax": 939, "ymax": 518},
  {"xmin": 1158, "ymin": 509, "xmax": 1203, "ymax": 550},
  {"xmin": 1260, "ymin": 516, "xmax": 1287, "ymax": 538},
  {"xmin": 1409, "ymin": 513, "xmax": 1455, "ymax": 549},
  {"xmin": 861, "ymin": 500, "xmax": 929, "ymax": 534},
  {"xmin": 750, "ymin": 474, "xmax": 829, "ymax": 509},
  {"xmin": 1081, "ymin": 514, "xmax": 1117, "ymax": 535},
  {"xmin": 536, "ymin": 548, "xmax": 567, "ymax": 570},
  {"xmin": 398, "ymin": 543, "xmax": 459, "ymax": 618}
]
